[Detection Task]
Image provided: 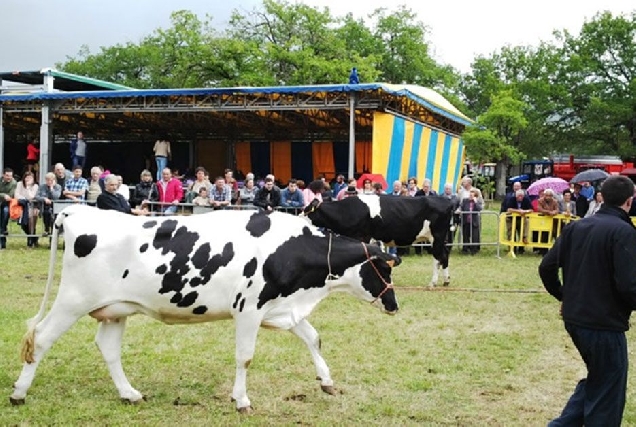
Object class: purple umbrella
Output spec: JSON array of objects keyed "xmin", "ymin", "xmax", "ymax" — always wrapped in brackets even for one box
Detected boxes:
[{"xmin": 527, "ymin": 177, "xmax": 570, "ymax": 196}]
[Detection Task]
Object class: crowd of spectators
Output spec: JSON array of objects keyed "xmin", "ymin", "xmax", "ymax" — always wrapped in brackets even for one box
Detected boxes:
[{"xmin": 3, "ymin": 145, "xmax": 611, "ymax": 253}]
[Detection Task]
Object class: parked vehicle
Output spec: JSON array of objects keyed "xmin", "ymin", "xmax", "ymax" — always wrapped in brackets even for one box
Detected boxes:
[{"xmin": 509, "ymin": 155, "xmax": 635, "ymax": 187}]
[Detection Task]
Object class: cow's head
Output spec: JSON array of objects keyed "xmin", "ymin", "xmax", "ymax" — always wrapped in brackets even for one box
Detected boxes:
[
  {"xmin": 354, "ymin": 246, "xmax": 400, "ymax": 314},
  {"xmin": 299, "ymin": 199, "xmax": 321, "ymax": 221}
]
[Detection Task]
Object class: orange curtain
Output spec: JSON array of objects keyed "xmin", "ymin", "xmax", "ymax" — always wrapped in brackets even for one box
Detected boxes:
[
  {"xmin": 270, "ymin": 141, "xmax": 292, "ymax": 184},
  {"xmin": 356, "ymin": 140, "xmax": 372, "ymax": 175},
  {"xmin": 312, "ymin": 141, "xmax": 335, "ymax": 180},
  {"xmin": 235, "ymin": 141, "xmax": 251, "ymax": 176}
]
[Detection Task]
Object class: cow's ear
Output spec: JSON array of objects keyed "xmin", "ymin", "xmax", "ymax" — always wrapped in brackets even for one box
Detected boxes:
[
  {"xmin": 374, "ymin": 252, "xmax": 401, "ymax": 267},
  {"xmin": 387, "ymin": 255, "xmax": 401, "ymax": 267}
]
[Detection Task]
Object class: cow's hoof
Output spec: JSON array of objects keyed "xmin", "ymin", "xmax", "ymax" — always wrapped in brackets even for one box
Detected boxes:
[
  {"xmin": 237, "ymin": 405, "xmax": 253, "ymax": 414},
  {"xmin": 428, "ymin": 282, "xmax": 436, "ymax": 288},
  {"xmin": 121, "ymin": 396, "xmax": 145, "ymax": 405},
  {"xmin": 443, "ymin": 281, "xmax": 450, "ymax": 287},
  {"xmin": 9, "ymin": 397, "xmax": 25, "ymax": 406},
  {"xmin": 321, "ymin": 385, "xmax": 337, "ymax": 395}
]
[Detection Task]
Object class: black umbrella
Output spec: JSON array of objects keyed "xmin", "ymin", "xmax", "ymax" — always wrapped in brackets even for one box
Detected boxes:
[{"xmin": 570, "ymin": 168, "xmax": 610, "ymax": 183}]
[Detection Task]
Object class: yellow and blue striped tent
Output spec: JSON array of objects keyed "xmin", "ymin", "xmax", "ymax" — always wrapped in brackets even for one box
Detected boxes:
[{"xmin": 372, "ymin": 112, "xmax": 465, "ymax": 193}]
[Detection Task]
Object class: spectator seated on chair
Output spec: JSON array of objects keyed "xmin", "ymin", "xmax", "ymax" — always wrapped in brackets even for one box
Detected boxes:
[
  {"xmin": 192, "ymin": 187, "xmax": 211, "ymax": 206},
  {"xmin": 280, "ymin": 179, "xmax": 304, "ymax": 208},
  {"xmin": 35, "ymin": 172, "xmax": 62, "ymax": 236},
  {"xmin": 96, "ymin": 175, "xmax": 149, "ymax": 216}
]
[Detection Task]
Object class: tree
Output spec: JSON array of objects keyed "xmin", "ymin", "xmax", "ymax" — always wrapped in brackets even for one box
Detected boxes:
[
  {"xmin": 61, "ymin": 11, "xmax": 218, "ymax": 88},
  {"xmin": 553, "ymin": 11, "xmax": 636, "ymax": 156},
  {"xmin": 369, "ymin": 6, "xmax": 461, "ymax": 99},
  {"xmin": 463, "ymin": 91, "xmax": 528, "ymax": 197},
  {"xmin": 228, "ymin": 0, "xmax": 378, "ymax": 85}
]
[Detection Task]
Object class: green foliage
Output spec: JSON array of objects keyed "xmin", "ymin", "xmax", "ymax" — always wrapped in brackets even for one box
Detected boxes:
[
  {"xmin": 464, "ymin": 91, "xmax": 528, "ymax": 197},
  {"xmin": 58, "ymin": 1, "xmax": 461, "ymax": 96},
  {"xmin": 460, "ymin": 11, "xmax": 636, "ymax": 161}
]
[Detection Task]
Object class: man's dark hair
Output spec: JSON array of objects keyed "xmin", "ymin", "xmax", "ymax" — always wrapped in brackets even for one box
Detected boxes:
[
  {"xmin": 308, "ymin": 179, "xmax": 324, "ymax": 193},
  {"xmin": 264, "ymin": 177, "xmax": 274, "ymax": 183},
  {"xmin": 3, "ymin": 168, "xmax": 13, "ymax": 174},
  {"xmin": 601, "ymin": 175, "xmax": 634, "ymax": 207},
  {"xmin": 72, "ymin": 165, "xmax": 82, "ymax": 171},
  {"xmin": 287, "ymin": 178, "xmax": 297, "ymax": 185},
  {"xmin": 562, "ymin": 189, "xmax": 572, "ymax": 196}
]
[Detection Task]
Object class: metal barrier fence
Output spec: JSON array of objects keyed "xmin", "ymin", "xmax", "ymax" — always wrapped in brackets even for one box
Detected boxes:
[
  {"xmin": 498, "ymin": 212, "xmax": 579, "ymax": 258},
  {"xmin": 143, "ymin": 201, "xmax": 304, "ymax": 216},
  {"xmin": 0, "ymin": 199, "xmax": 581, "ymax": 256},
  {"xmin": 1, "ymin": 200, "xmax": 94, "ymax": 247}
]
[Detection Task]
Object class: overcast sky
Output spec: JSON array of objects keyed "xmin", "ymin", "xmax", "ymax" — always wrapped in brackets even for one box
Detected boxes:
[{"xmin": 1, "ymin": 0, "xmax": 633, "ymax": 76}]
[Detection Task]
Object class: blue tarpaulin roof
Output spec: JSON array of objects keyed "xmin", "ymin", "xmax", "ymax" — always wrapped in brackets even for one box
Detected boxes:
[{"xmin": 0, "ymin": 83, "xmax": 473, "ymax": 127}]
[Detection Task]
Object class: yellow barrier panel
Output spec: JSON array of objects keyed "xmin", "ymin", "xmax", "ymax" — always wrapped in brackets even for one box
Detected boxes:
[{"xmin": 499, "ymin": 212, "xmax": 579, "ymax": 257}]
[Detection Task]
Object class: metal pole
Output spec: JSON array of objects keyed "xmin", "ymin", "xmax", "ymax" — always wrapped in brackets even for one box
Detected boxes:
[
  {"xmin": 347, "ymin": 93, "xmax": 355, "ymax": 179},
  {"xmin": 39, "ymin": 71, "xmax": 55, "ymax": 183},
  {"xmin": 39, "ymin": 103, "xmax": 51, "ymax": 184},
  {"xmin": 0, "ymin": 104, "xmax": 4, "ymax": 173}
]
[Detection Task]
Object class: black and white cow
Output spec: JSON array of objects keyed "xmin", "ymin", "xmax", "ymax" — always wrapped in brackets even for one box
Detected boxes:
[
  {"xmin": 302, "ymin": 194, "xmax": 454, "ymax": 286},
  {"xmin": 10, "ymin": 205, "xmax": 399, "ymax": 412}
]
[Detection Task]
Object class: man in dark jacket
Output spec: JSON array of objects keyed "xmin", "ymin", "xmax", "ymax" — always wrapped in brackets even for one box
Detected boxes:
[
  {"xmin": 253, "ymin": 177, "xmax": 281, "ymax": 212},
  {"xmin": 96, "ymin": 175, "xmax": 148, "ymax": 216},
  {"xmin": 539, "ymin": 175, "xmax": 636, "ymax": 426}
]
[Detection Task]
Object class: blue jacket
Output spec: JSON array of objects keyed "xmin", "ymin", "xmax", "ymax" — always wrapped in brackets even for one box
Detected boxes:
[{"xmin": 280, "ymin": 188, "xmax": 304, "ymax": 207}]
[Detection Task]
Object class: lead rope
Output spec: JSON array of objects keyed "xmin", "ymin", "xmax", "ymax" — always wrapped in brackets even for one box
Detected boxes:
[{"xmin": 326, "ymin": 232, "xmax": 339, "ymax": 281}]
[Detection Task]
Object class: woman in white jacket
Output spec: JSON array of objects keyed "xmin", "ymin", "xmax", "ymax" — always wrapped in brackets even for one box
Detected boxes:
[
  {"xmin": 584, "ymin": 191, "xmax": 604, "ymax": 218},
  {"xmin": 14, "ymin": 171, "xmax": 40, "ymax": 247}
]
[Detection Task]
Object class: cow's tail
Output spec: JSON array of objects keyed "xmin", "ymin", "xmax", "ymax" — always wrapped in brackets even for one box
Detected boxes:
[{"xmin": 20, "ymin": 211, "xmax": 67, "ymax": 364}]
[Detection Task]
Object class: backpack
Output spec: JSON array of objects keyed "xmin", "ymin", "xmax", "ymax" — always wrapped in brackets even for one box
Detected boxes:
[{"xmin": 9, "ymin": 198, "xmax": 23, "ymax": 220}]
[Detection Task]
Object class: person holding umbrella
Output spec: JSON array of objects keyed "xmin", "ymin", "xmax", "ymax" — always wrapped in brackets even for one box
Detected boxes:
[{"xmin": 580, "ymin": 182, "xmax": 595, "ymax": 201}]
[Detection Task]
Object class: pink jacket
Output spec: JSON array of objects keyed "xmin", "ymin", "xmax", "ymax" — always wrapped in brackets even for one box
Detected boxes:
[
  {"xmin": 156, "ymin": 178, "xmax": 183, "ymax": 203},
  {"xmin": 302, "ymin": 188, "xmax": 322, "ymax": 207}
]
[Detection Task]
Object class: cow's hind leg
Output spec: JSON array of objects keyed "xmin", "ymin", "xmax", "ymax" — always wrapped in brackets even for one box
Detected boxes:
[
  {"xmin": 290, "ymin": 319, "xmax": 335, "ymax": 395},
  {"xmin": 95, "ymin": 317, "xmax": 144, "ymax": 403},
  {"xmin": 11, "ymin": 303, "xmax": 83, "ymax": 404}
]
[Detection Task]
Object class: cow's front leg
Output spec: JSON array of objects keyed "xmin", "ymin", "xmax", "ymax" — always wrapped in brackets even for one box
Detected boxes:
[
  {"xmin": 290, "ymin": 319, "xmax": 335, "ymax": 395},
  {"xmin": 232, "ymin": 315, "xmax": 260, "ymax": 413},
  {"xmin": 95, "ymin": 318, "xmax": 143, "ymax": 403}
]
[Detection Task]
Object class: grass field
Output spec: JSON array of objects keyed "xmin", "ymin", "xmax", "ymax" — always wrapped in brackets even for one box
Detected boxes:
[{"xmin": 1, "ymin": 211, "xmax": 635, "ymax": 426}]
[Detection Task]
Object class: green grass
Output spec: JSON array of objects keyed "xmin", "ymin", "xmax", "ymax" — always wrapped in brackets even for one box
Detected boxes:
[{"xmin": 1, "ymin": 212, "xmax": 635, "ymax": 426}]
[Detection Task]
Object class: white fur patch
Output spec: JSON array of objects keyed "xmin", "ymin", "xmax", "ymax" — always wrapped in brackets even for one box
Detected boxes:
[
  {"xmin": 416, "ymin": 220, "xmax": 433, "ymax": 242},
  {"xmin": 358, "ymin": 195, "xmax": 382, "ymax": 219}
]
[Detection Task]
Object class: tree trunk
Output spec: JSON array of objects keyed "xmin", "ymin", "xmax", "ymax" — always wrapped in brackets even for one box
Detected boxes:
[{"xmin": 496, "ymin": 160, "xmax": 508, "ymax": 199}]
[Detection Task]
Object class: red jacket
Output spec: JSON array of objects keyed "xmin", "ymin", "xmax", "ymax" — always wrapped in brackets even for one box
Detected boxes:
[
  {"xmin": 156, "ymin": 178, "xmax": 183, "ymax": 203},
  {"xmin": 26, "ymin": 143, "xmax": 40, "ymax": 161}
]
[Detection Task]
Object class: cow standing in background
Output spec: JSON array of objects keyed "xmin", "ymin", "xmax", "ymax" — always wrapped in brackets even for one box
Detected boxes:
[
  {"xmin": 10, "ymin": 206, "xmax": 399, "ymax": 413},
  {"xmin": 302, "ymin": 194, "xmax": 454, "ymax": 286}
]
